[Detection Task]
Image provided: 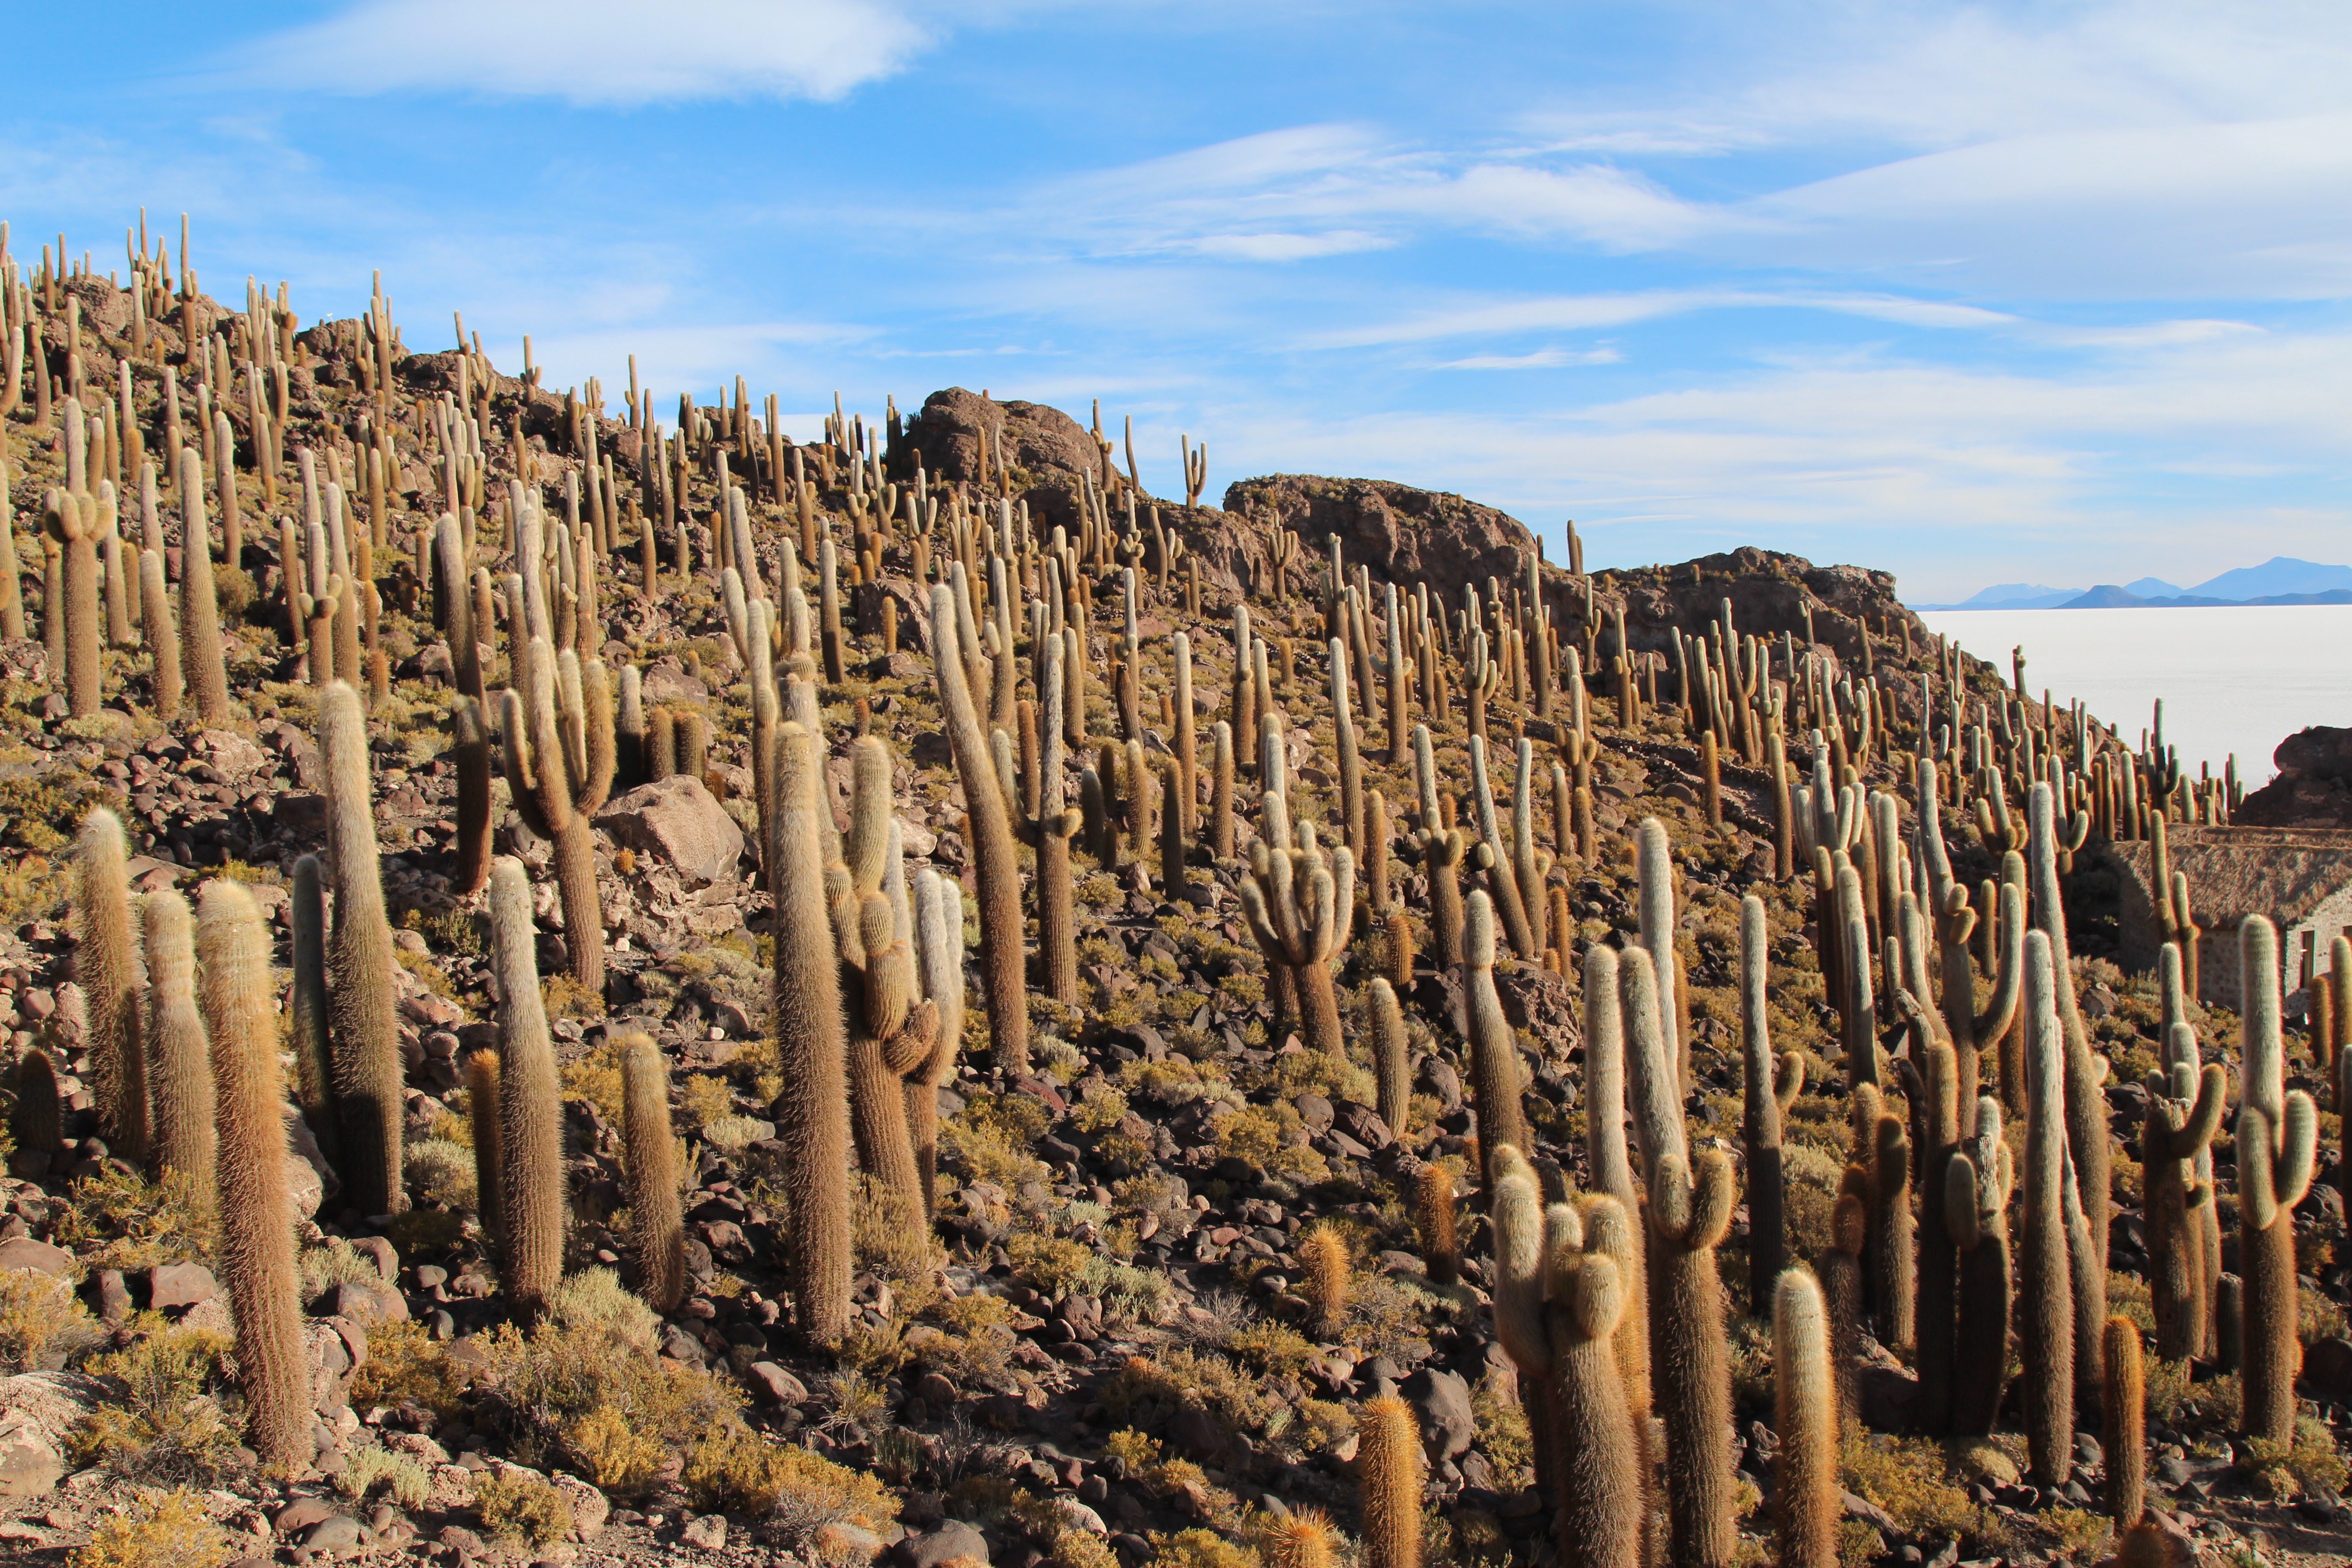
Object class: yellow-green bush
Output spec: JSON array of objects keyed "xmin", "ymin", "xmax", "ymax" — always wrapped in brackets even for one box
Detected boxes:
[
  {"xmin": 348, "ymin": 1317, "xmax": 468, "ymax": 1417},
  {"xmin": 475, "ymin": 1470, "xmax": 575, "ymax": 1547},
  {"xmin": 563, "ymin": 1403, "xmax": 668, "ymax": 1496},
  {"xmin": 70, "ymin": 1324, "xmax": 238, "ymax": 1482},
  {"xmin": 0, "ymin": 1267, "xmax": 98, "ymax": 1372},
  {"xmin": 338, "ymin": 1447, "xmax": 430, "ymax": 1509},
  {"xmin": 49, "ymin": 1168, "xmax": 215, "ymax": 1271},
  {"xmin": 70, "ymin": 1488, "xmax": 234, "ymax": 1568},
  {"xmin": 685, "ymin": 1426, "xmax": 898, "ymax": 1546}
]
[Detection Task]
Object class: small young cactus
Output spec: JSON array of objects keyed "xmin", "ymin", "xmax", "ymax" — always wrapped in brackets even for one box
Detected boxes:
[
  {"xmin": 489, "ymin": 857, "xmax": 565, "ymax": 1314},
  {"xmin": 196, "ymin": 881, "xmax": 308, "ymax": 1472},
  {"xmin": 1774, "ymin": 1269, "xmax": 1839, "ymax": 1568},
  {"xmin": 2235, "ymin": 915, "xmax": 2319, "ymax": 1447},
  {"xmin": 73, "ymin": 809, "xmax": 148, "ymax": 1164},
  {"xmin": 1298, "ymin": 1223, "xmax": 1351, "ymax": 1338},
  {"xmin": 2105, "ymin": 1315, "xmax": 2146, "ymax": 1530},
  {"xmin": 618, "ymin": 1032, "xmax": 684, "ymax": 1312},
  {"xmin": 319, "ymin": 682, "xmax": 405, "ymax": 1216},
  {"xmin": 10, "ymin": 1050, "xmax": 61, "ymax": 1165},
  {"xmin": 1413, "ymin": 1161, "xmax": 1458, "ymax": 1284},
  {"xmin": 141, "ymin": 891, "xmax": 214, "ymax": 1194},
  {"xmin": 1355, "ymin": 1395, "xmax": 1422, "ymax": 1568},
  {"xmin": 1370, "ymin": 978, "xmax": 1410, "ymax": 1141}
]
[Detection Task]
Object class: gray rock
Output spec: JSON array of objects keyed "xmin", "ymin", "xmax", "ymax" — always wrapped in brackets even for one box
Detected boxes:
[
  {"xmin": 275, "ymin": 1498, "xmax": 345, "ymax": 1537},
  {"xmin": 890, "ymin": 1519, "xmax": 992, "ymax": 1568},
  {"xmin": 744, "ymin": 1362, "xmax": 809, "ymax": 1406},
  {"xmin": 596, "ymin": 776, "xmax": 745, "ymax": 883},
  {"xmin": 304, "ymin": 1514, "xmax": 365, "ymax": 1550},
  {"xmin": 1401, "ymin": 1366, "xmax": 1475, "ymax": 1460},
  {"xmin": 0, "ymin": 1371, "xmax": 104, "ymax": 1495},
  {"xmin": 681, "ymin": 1514, "xmax": 728, "ymax": 1551},
  {"xmin": 0, "ymin": 1411, "xmax": 61, "ymax": 1497},
  {"xmin": 550, "ymin": 1472, "xmax": 608, "ymax": 1539},
  {"xmin": 147, "ymin": 1261, "xmax": 219, "ymax": 1312}
]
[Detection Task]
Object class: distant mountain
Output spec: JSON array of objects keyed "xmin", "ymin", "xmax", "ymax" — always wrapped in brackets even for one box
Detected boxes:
[
  {"xmin": 2184, "ymin": 557, "xmax": 2352, "ymax": 600},
  {"xmin": 1913, "ymin": 582, "xmax": 2084, "ymax": 610},
  {"xmin": 1919, "ymin": 557, "xmax": 2352, "ymax": 611}
]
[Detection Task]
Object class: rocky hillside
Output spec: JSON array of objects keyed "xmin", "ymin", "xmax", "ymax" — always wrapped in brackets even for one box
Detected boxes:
[{"xmin": 0, "ymin": 235, "xmax": 2340, "ymax": 1568}]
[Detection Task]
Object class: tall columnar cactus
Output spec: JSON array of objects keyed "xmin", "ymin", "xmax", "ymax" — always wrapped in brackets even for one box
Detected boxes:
[
  {"xmin": 73, "ymin": 809, "xmax": 148, "ymax": 1164},
  {"xmin": 1944, "ymin": 1093, "xmax": 2014, "ymax": 1437},
  {"xmin": 1238, "ymin": 793, "xmax": 1355, "ymax": 1060},
  {"xmin": 1330, "ymin": 638, "xmax": 1365, "ymax": 859},
  {"xmin": 1871, "ymin": 1105, "xmax": 1915, "ymax": 1351},
  {"xmin": 770, "ymin": 721, "xmax": 853, "ymax": 1347},
  {"xmin": 1461, "ymin": 892, "xmax": 1531, "ymax": 1191},
  {"xmin": 177, "ymin": 448, "xmax": 230, "ymax": 723},
  {"xmin": 1413, "ymin": 1160, "xmax": 1458, "ymax": 1284},
  {"xmin": 1410, "ymin": 726, "xmax": 1469, "ymax": 965},
  {"xmin": 1468, "ymin": 737, "xmax": 1534, "ymax": 960},
  {"xmin": 1580, "ymin": 943, "xmax": 1653, "ymax": 1426},
  {"xmin": 1370, "ymin": 978, "xmax": 1409, "ymax": 1139},
  {"xmin": 2019, "ymin": 928, "xmax": 2074, "ymax": 1485},
  {"xmin": 10, "ymin": 1050, "xmax": 60, "ymax": 1166},
  {"xmin": 1210, "ymin": 719, "xmax": 1235, "ymax": 859},
  {"xmin": 2105, "ymin": 1315, "xmax": 2146, "ymax": 1530},
  {"xmin": 838, "ymin": 738, "xmax": 939, "ymax": 1223},
  {"xmin": 1006, "ymin": 634, "xmax": 1081, "ymax": 1001},
  {"xmin": 140, "ymin": 891, "xmax": 214, "ymax": 1194},
  {"xmin": 195, "ymin": 880, "xmax": 308, "ymax": 1473},
  {"xmin": 489, "ymin": 857, "xmax": 565, "ymax": 1314},
  {"xmin": 1634, "ymin": 817, "xmax": 1683, "ymax": 1093},
  {"xmin": 500, "ymin": 641, "xmax": 617, "ymax": 995},
  {"xmin": 908, "ymin": 867, "xmax": 966, "ymax": 1218},
  {"xmin": 2235, "ymin": 915, "xmax": 2319, "ymax": 1448},
  {"xmin": 1913, "ymin": 1040, "xmax": 1964, "ymax": 1434},
  {"xmin": 1773, "ymin": 1269, "xmax": 1839, "ymax": 1568},
  {"xmin": 319, "ymin": 681, "xmax": 404, "ymax": 1215},
  {"xmin": 1538, "ymin": 1191, "xmax": 1644, "ymax": 1568},
  {"xmin": 1740, "ymin": 893, "xmax": 1803, "ymax": 1302},
  {"xmin": 2144, "ymin": 1043, "xmax": 2225, "ymax": 1363},
  {"xmin": 43, "ymin": 488, "xmax": 101, "ymax": 716},
  {"xmin": 286, "ymin": 856, "xmax": 343, "ymax": 1167},
  {"xmin": 1620, "ymin": 943, "xmax": 1736, "ymax": 1568},
  {"xmin": 1355, "ymin": 1394, "xmax": 1422, "ymax": 1568},
  {"xmin": 2028, "ymin": 781, "xmax": 2110, "ymax": 1342},
  {"xmin": 1820, "ymin": 1194, "xmax": 1865, "ymax": 1435},
  {"xmin": 451, "ymin": 695, "xmax": 493, "ymax": 896},
  {"xmin": 139, "ymin": 549, "xmax": 179, "ymax": 720},
  {"xmin": 930, "ymin": 583, "xmax": 1026, "ymax": 1073},
  {"xmin": 618, "ymin": 1031, "xmax": 685, "ymax": 1312}
]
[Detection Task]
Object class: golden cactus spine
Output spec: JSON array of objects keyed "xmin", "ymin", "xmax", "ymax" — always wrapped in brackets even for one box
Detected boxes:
[
  {"xmin": 73, "ymin": 808, "xmax": 148, "ymax": 1163},
  {"xmin": 318, "ymin": 681, "xmax": 404, "ymax": 1215},
  {"xmin": 140, "ymin": 890, "xmax": 214, "ymax": 1193},
  {"xmin": 489, "ymin": 857, "xmax": 564, "ymax": 1313}
]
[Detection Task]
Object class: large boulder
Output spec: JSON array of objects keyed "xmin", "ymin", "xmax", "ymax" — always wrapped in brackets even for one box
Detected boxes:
[
  {"xmin": 595, "ymin": 775, "xmax": 745, "ymax": 883},
  {"xmin": 902, "ymin": 389, "xmax": 1112, "ymax": 538},
  {"xmin": 0, "ymin": 1372, "xmax": 105, "ymax": 1496},
  {"xmin": 1225, "ymin": 474, "xmax": 1539, "ymax": 614},
  {"xmin": 2239, "ymin": 726, "xmax": 2352, "ymax": 828}
]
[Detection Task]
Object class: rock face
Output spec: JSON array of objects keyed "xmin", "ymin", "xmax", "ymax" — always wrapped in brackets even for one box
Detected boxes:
[
  {"xmin": 0, "ymin": 1373, "xmax": 104, "ymax": 1496},
  {"xmin": 2239, "ymin": 726, "xmax": 2352, "ymax": 828},
  {"xmin": 594, "ymin": 775, "xmax": 746, "ymax": 882},
  {"xmin": 1601, "ymin": 547, "xmax": 1928, "ymax": 662},
  {"xmin": 902, "ymin": 389, "xmax": 1114, "ymax": 537},
  {"xmin": 1225, "ymin": 474, "xmax": 1542, "ymax": 615}
]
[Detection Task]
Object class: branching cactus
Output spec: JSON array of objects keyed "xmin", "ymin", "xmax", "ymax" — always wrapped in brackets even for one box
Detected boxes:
[
  {"xmin": 1461, "ymin": 892, "xmax": 1531, "ymax": 1192},
  {"xmin": 73, "ymin": 809, "xmax": 148, "ymax": 1164},
  {"xmin": 1468, "ymin": 737, "xmax": 1534, "ymax": 960},
  {"xmin": 1634, "ymin": 817, "xmax": 1684, "ymax": 1094},
  {"xmin": 195, "ymin": 881, "xmax": 308, "ymax": 1473},
  {"xmin": 930, "ymin": 583, "xmax": 1026, "ymax": 1073},
  {"xmin": 2144, "ymin": 1046, "xmax": 2225, "ymax": 1363},
  {"xmin": 1774, "ymin": 1269, "xmax": 1839, "ymax": 1568},
  {"xmin": 1932, "ymin": 864, "xmax": 2024, "ymax": 1112},
  {"xmin": 1740, "ymin": 894, "xmax": 1804, "ymax": 1302},
  {"xmin": 618, "ymin": 1031, "xmax": 685, "ymax": 1312},
  {"xmin": 1544, "ymin": 1192, "xmax": 1645, "ymax": 1568},
  {"xmin": 141, "ymin": 891, "xmax": 214, "ymax": 1194},
  {"xmin": 2236, "ymin": 914, "xmax": 2319, "ymax": 1447},
  {"xmin": 1409, "ymin": 726, "xmax": 1469, "ymax": 965},
  {"xmin": 489, "ymin": 857, "xmax": 565, "ymax": 1314},
  {"xmin": 42, "ymin": 488, "xmax": 101, "ymax": 715},
  {"xmin": 1620, "ymin": 943, "xmax": 1736, "ymax": 1568},
  {"xmin": 770, "ymin": 721, "xmax": 853, "ymax": 1348},
  {"xmin": 2028, "ymin": 781, "xmax": 2111, "ymax": 1333},
  {"xmin": 838, "ymin": 738, "xmax": 940, "ymax": 1224},
  {"xmin": 1004, "ymin": 636, "xmax": 1081, "ymax": 1000},
  {"xmin": 1238, "ymin": 791, "xmax": 1355, "ymax": 1059},
  {"xmin": 500, "ymin": 640, "xmax": 617, "ymax": 995},
  {"xmin": 2019, "ymin": 929, "xmax": 2075, "ymax": 1485},
  {"xmin": 907, "ymin": 866, "xmax": 966, "ymax": 1218}
]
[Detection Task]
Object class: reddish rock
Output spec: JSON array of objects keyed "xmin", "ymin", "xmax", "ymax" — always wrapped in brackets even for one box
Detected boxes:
[{"xmin": 595, "ymin": 774, "xmax": 745, "ymax": 883}]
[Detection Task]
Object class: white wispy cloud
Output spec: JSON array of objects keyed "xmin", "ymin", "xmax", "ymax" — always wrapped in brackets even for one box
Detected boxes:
[{"xmin": 249, "ymin": 0, "xmax": 935, "ymax": 105}]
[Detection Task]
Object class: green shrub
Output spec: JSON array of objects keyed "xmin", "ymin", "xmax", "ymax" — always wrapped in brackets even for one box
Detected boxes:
[
  {"xmin": 475, "ymin": 1470, "xmax": 575, "ymax": 1547},
  {"xmin": 0, "ymin": 1268, "xmax": 98, "ymax": 1372},
  {"xmin": 71, "ymin": 1488, "xmax": 234, "ymax": 1568},
  {"xmin": 338, "ymin": 1447, "xmax": 429, "ymax": 1510},
  {"xmin": 70, "ymin": 1325, "xmax": 239, "ymax": 1483}
]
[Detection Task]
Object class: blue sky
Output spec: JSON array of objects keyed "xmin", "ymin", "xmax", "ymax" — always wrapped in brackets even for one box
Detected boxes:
[{"xmin": 7, "ymin": 1, "xmax": 2352, "ymax": 603}]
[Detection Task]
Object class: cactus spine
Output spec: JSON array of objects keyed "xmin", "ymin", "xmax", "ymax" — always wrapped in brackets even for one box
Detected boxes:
[
  {"xmin": 489, "ymin": 857, "xmax": 564, "ymax": 1314},
  {"xmin": 1355, "ymin": 1394, "xmax": 1422, "ymax": 1568},
  {"xmin": 771, "ymin": 721, "xmax": 853, "ymax": 1346},
  {"xmin": 1621, "ymin": 943, "xmax": 1735, "ymax": 1568},
  {"xmin": 618, "ymin": 1031, "xmax": 685, "ymax": 1312},
  {"xmin": 319, "ymin": 682, "xmax": 404, "ymax": 1215},
  {"xmin": 2019, "ymin": 928, "xmax": 2074, "ymax": 1484},
  {"xmin": 74, "ymin": 809, "xmax": 148, "ymax": 1164},
  {"xmin": 1773, "ymin": 1269, "xmax": 1838, "ymax": 1568},
  {"xmin": 140, "ymin": 891, "xmax": 214, "ymax": 1193},
  {"xmin": 930, "ymin": 582, "xmax": 1027, "ymax": 1073},
  {"xmin": 196, "ymin": 881, "xmax": 308, "ymax": 1472},
  {"xmin": 2236, "ymin": 914, "xmax": 2318, "ymax": 1447}
]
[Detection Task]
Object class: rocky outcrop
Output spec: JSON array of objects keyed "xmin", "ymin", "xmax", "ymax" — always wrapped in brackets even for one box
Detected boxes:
[
  {"xmin": 2237, "ymin": 726, "xmax": 2352, "ymax": 828},
  {"xmin": 900, "ymin": 389, "xmax": 1117, "ymax": 537},
  {"xmin": 1600, "ymin": 548, "xmax": 1929, "ymax": 662},
  {"xmin": 1224, "ymin": 474, "xmax": 1544, "ymax": 616}
]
